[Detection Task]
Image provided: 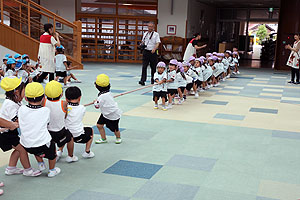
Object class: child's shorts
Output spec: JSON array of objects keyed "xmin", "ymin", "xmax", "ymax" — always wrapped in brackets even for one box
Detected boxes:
[
  {"xmin": 49, "ymin": 128, "xmax": 72, "ymax": 148},
  {"xmin": 73, "ymin": 127, "xmax": 93, "ymax": 144},
  {"xmin": 97, "ymin": 114, "xmax": 120, "ymax": 132},
  {"xmin": 25, "ymin": 141, "xmax": 56, "ymax": 160},
  {"xmin": 0, "ymin": 129, "xmax": 20, "ymax": 152},
  {"xmin": 194, "ymin": 80, "xmax": 202, "ymax": 87},
  {"xmin": 178, "ymin": 87, "xmax": 185, "ymax": 93},
  {"xmin": 55, "ymin": 71, "xmax": 67, "ymax": 77},
  {"xmin": 186, "ymin": 83, "xmax": 194, "ymax": 91},
  {"xmin": 167, "ymin": 89, "xmax": 178, "ymax": 95},
  {"xmin": 153, "ymin": 91, "xmax": 167, "ymax": 101}
]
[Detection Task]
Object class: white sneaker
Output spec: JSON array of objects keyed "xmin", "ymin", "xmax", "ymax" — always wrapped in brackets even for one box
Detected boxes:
[
  {"xmin": 222, "ymin": 78, "xmax": 226, "ymax": 81},
  {"xmin": 199, "ymin": 88, "xmax": 205, "ymax": 93},
  {"xmin": 227, "ymin": 75, "xmax": 231, "ymax": 78},
  {"xmin": 5, "ymin": 167, "xmax": 24, "ymax": 175},
  {"xmin": 237, "ymin": 71, "xmax": 240, "ymax": 74},
  {"xmin": 48, "ymin": 167, "xmax": 61, "ymax": 178},
  {"xmin": 195, "ymin": 92, "xmax": 199, "ymax": 99},
  {"xmin": 43, "ymin": 80, "xmax": 49, "ymax": 84},
  {"xmin": 65, "ymin": 156, "xmax": 79, "ymax": 163},
  {"xmin": 167, "ymin": 104, "xmax": 173, "ymax": 109},
  {"xmin": 178, "ymin": 99, "xmax": 183, "ymax": 105},
  {"xmin": 56, "ymin": 150, "xmax": 62, "ymax": 162},
  {"xmin": 215, "ymin": 83, "xmax": 220, "ymax": 86},
  {"xmin": 190, "ymin": 91, "xmax": 195, "ymax": 95},
  {"xmin": 82, "ymin": 151, "xmax": 95, "ymax": 158},
  {"xmin": 95, "ymin": 138, "xmax": 108, "ymax": 144},
  {"xmin": 162, "ymin": 106, "xmax": 167, "ymax": 111},
  {"xmin": 208, "ymin": 85, "xmax": 212, "ymax": 89},
  {"xmin": 232, "ymin": 72, "xmax": 236, "ymax": 75},
  {"xmin": 23, "ymin": 168, "xmax": 42, "ymax": 177},
  {"xmin": 74, "ymin": 80, "xmax": 81, "ymax": 83},
  {"xmin": 38, "ymin": 162, "xmax": 46, "ymax": 171},
  {"xmin": 154, "ymin": 104, "xmax": 158, "ymax": 109},
  {"xmin": 115, "ymin": 138, "xmax": 122, "ymax": 144}
]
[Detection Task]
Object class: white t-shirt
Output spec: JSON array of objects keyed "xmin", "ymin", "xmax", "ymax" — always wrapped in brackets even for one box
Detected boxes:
[
  {"xmin": 1, "ymin": 64, "xmax": 7, "ymax": 72},
  {"xmin": 44, "ymin": 99, "xmax": 66, "ymax": 132},
  {"xmin": 186, "ymin": 68, "xmax": 198, "ymax": 81},
  {"xmin": 167, "ymin": 70, "xmax": 178, "ymax": 89},
  {"xmin": 94, "ymin": 92, "xmax": 122, "ymax": 120},
  {"xmin": 153, "ymin": 72, "xmax": 167, "ymax": 92},
  {"xmin": 142, "ymin": 31, "xmax": 161, "ymax": 51},
  {"xmin": 0, "ymin": 99, "xmax": 21, "ymax": 123},
  {"xmin": 65, "ymin": 104, "xmax": 85, "ymax": 137},
  {"xmin": 55, "ymin": 54, "xmax": 67, "ymax": 72},
  {"xmin": 30, "ymin": 69, "xmax": 40, "ymax": 78},
  {"xmin": 177, "ymin": 72, "xmax": 187, "ymax": 87},
  {"xmin": 17, "ymin": 69, "xmax": 29, "ymax": 83},
  {"xmin": 4, "ymin": 69, "xmax": 15, "ymax": 77},
  {"xmin": 195, "ymin": 67, "xmax": 204, "ymax": 81},
  {"xmin": 18, "ymin": 106, "xmax": 52, "ymax": 148}
]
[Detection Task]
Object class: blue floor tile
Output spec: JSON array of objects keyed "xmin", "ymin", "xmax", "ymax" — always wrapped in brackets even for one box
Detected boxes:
[
  {"xmin": 92, "ymin": 126, "xmax": 125, "ymax": 136},
  {"xmin": 142, "ymin": 92, "xmax": 153, "ymax": 96},
  {"xmin": 215, "ymin": 92, "xmax": 238, "ymax": 96},
  {"xmin": 249, "ymin": 107, "xmax": 278, "ymax": 114},
  {"xmin": 133, "ymin": 181, "xmax": 199, "ymax": 200},
  {"xmin": 258, "ymin": 96, "xmax": 282, "ymax": 100},
  {"xmin": 272, "ymin": 130, "xmax": 300, "ymax": 140},
  {"xmin": 103, "ymin": 160, "xmax": 163, "ymax": 179},
  {"xmin": 119, "ymin": 75, "xmax": 135, "ymax": 78},
  {"xmin": 111, "ymin": 89, "xmax": 127, "ymax": 93},
  {"xmin": 166, "ymin": 154, "xmax": 217, "ymax": 171},
  {"xmin": 214, "ymin": 113, "xmax": 245, "ymax": 121},
  {"xmin": 232, "ymin": 76, "xmax": 254, "ymax": 79},
  {"xmin": 280, "ymin": 100, "xmax": 300, "ymax": 104},
  {"xmin": 202, "ymin": 100, "xmax": 228, "ymax": 105},
  {"xmin": 65, "ymin": 190, "xmax": 130, "ymax": 200},
  {"xmin": 256, "ymin": 196, "xmax": 280, "ymax": 200}
]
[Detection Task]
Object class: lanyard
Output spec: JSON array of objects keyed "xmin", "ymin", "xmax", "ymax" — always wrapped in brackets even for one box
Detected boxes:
[{"xmin": 143, "ymin": 31, "xmax": 154, "ymax": 46}]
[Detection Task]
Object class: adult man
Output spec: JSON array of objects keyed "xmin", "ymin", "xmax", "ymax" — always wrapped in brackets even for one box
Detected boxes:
[{"xmin": 139, "ymin": 22, "xmax": 161, "ymax": 86}]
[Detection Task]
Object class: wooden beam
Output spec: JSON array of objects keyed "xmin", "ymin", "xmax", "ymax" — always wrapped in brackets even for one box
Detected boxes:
[
  {"xmin": 28, "ymin": 1, "xmax": 30, "ymax": 37},
  {"xmin": 0, "ymin": 0, "xmax": 3, "ymax": 24}
]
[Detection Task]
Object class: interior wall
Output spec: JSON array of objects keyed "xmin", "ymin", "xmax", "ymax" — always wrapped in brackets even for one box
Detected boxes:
[
  {"xmin": 40, "ymin": 0, "xmax": 76, "ymax": 34},
  {"xmin": 157, "ymin": 0, "xmax": 188, "ymax": 38}
]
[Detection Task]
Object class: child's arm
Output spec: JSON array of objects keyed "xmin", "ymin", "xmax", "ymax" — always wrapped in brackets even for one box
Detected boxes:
[{"xmin": 84, "ymin": 99, "xmax": 96, "ymax": 107}]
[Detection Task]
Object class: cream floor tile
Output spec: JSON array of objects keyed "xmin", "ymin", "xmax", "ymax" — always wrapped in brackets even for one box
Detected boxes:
[
  {"xmin": 262, "ymin": 88, "xmax": 284, "ymax": 92},
  {"xmin": 0, "ymin": 150, "xmax": 12, "ymax": 167},
  {"xmin": 109, "ymin": 77, "xmax": 125, "ymax": 81},
  {"xmin": 241, "ymin": 74, "xmax": 256, "ymax": 77},
  {"xmin": 224, "ymin": 86, "xmax": 244, "ymax": 90},
  {"xmin": 248, "ymin": 83, "xmax": 284, "ymax": 88},
  {"xmin": 117, "ymin": 72, "xmax": 131, "ymax": 75},
  {"xmin": 258, "ymin": 180, "xmax": 300, "ymax": 200},
  {"xmin": 0, "ymin": 94, "xmax": 5, "ymax": 99},
  {"xmin": 83, "ymin": 111, "xmax": 100, "ymax": 126},
  {"xmin": 219, "ymin": 90, "xmax": 240, "ymax": 94},
  {"xmin": 271, "ymin": 76, "xmax": 288, "ymax": 79},
  {"xmin": 281, "ymin": 97, "xmax": 300, "ymax": 101},
  {"xmin": 259, "ymin": 93, "xmax": 282, "ymax": 97},
  {"xmin": 254, "ymin": 78, "xmax": 270, "ymax": 81}
]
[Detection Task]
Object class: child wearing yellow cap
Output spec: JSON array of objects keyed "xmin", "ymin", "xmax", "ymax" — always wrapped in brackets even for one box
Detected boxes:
[
  {"xmin": 65, "ymin": 86, "xmax": 95, "ymax": 158},
  {"xmin": 44, "ymin": 81, "xmax": 77, "ymax": 163},
  {"xmin": 0, "ymin": 77, "xmax": 41, "ymax": 177},
  {"xmin": 18, "ymin": 82, "xmax": 61, "ymax": 177},
  {"xmin": 94, "ymin": 74, "xmax": 122, "ymax": 144}
]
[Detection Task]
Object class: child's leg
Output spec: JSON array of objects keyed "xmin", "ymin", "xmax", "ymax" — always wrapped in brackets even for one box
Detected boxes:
[
  {"xmin": 66, "ymin": 138, "xmax": 74, "ymax": 157},
  {"xmin": 177, "ymin": 88, "xmax": 183, "ymax": 98},
  {"xmin": 66, "ymin": 75, "xmax": 71, "ymax": 82},
  {"xmin": 114, "ymin": 130, "xmax": 121, "ymax": 138},
  {"xmin": 168, "ymin": 94, "xmax": 172, "ymax": 104},
  {"xmin": 70, "ymin": 73, "xmax": 77, "ymax": 80},
  {"xmin": 162, "ymin": 97, "xmax": 166, "ymax": 106},
  {"xmin": 55, "ymin": 76, "xmax": 59, "ymax": 81},
  {"xmin": 192, "ymin": 83, "xmax": 197, "ymax": 93},
  {"xmin": 154, "ymin": 96, "xmax": 158, "ymax": 104},
  {"xmin": 8, "ymin": 150, "xmax": 20, "ymax": 167},
  {"xmin": 96, "ymin": 124, "xmax": 106, "ymax": 140},
  {"xmin": 63, "ymin": 77, "xmax": 67, "ymax": 85},
  {"xmin": 85, "ymin": 131, "xmax": 94, "ymax": 152},
  {"xmin": 35, "ymin": 155, "xmax": 43, "ymax": 163},
  {"xmin": 13, "ymin": 144, "xmax": 31, "ymax": 169},
  {"xmin": 48, "ymin": 159, "xmax": 56, "ymax": 170}
]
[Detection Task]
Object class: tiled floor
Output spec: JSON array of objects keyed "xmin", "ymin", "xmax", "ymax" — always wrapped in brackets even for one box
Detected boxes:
[{"xmin": 0, "ymin": 63, "xmax": 300, "ymax": 200}]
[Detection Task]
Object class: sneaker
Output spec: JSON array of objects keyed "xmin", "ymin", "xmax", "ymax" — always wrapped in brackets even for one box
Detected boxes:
[
  {"xmin": 65, "ymin": 155, "xmax": 79, "ymax": 163},
  {"xmin": 199, "ymin": 88, "xmax": 205, "ymax": 93},
  {"xmin": 162, "ymin": 106, "xmax": 167, "ymax": 111},
  {"xmin": 232, "ymin": 72, "xmax": 237, "ymax": 75},
  {"xmin": 227, "ymin": 74, "xmax": 231, "ymax": 78},
  {"xmin": 190, "ymin": 91, "xmax": 195, "ymax": 95},
  {"xmin": 237, "ymin": 71, "xmax": 240, "ymax": 74},
  {"xmin": 5, "ymin": 167, "xmax": 24, "ymax": 175},
  {"xmin": 195, "ymin": 92, "xmax": 199, "ymax": 99},
  {"xmin": 95, "ymin": 138, "xmax": 108, "ymax": 144},
  {"xmin": 207, "ymin": 85, "xmax": 211, "ymax": 89},
  {"xmin": 215, "ymin": 83, "xmax": 220, "ymax": 86},
  {"xmin": 288, "ymin": 81, "xmax": 295, "ymax": 84},
  {"xmin": 38, "ymin": 162, "xmax": 46, "ymax": 171},
  {"xmin": 178, "ymin": 98, "xmax": 183, "ymax": 105},
  {"xmin": 0, "ymin": 189, "xmax": 3, "ymax": 196},
  {"xmin": 172, "ymin": 99, "xmax": 175, "ymax": 105},
  {"xmin": 0, "ymin": 182, "xmax": 4, "ymax": 187},
  {"xmin": 43, "ymin": 79, "xmax": 49, "ymax": 84},
  {"xmin": 23, "ymin": 168, "xmax": 42, "ymax": 177},
  {"xmin": 154, "ymin": 104, "xmax": 158, "ymax": 109},
  {"xmin": 167, "ymin": 104, "xmax": 173, "ymax": 109},
  {"xmin": 115, "ymin": 138, "xmax": 122, "ymax": 144},
  {"xmin": 48, "ymin": 167, "xmax": 61, "ymax": 178},
  {"xmin": 57, "ymin": 150, "xmax": 62, "ymax": 157},
  {"xmin": 82, "ymin": 151, "xmax": 95, "ymax": 158},
  {"xmin": 74, "ymin": 80, "xmax": 81, "ymax": 83}
]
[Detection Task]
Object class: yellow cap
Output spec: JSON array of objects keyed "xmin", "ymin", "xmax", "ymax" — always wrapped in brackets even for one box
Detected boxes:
[
  {"xmin": 0, "ymin": 76, "xmax": 22, "ymax": 92},
  {"xmin": 25, "ymin": 82, "xmax": 44, "ymax": 98},
  {"xmin": 96, "ymin": 74, "xmax": 110, "ymax": 87},
  {"xmin": 45, "ymin": 80, "xmax": 63, "ymax": 99}
]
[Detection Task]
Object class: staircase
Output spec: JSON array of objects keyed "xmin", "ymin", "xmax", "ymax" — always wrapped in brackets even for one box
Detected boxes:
[{"xmin": 0, "ymin": 0, "xmax": 83, "ymax": 69}]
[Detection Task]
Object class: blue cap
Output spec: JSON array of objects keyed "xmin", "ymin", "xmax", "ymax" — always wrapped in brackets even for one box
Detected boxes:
[
  {"xmin": 22, "ymin": 59, "xmax": 27, "ymax": 64},
  {"xmin": 56, "ymin": 45, "xmax": 64, "ymax": 50},
  {"xmin": 7, "ymin": 58, "xmax": 16, "ymax": 65},
  {"xmin": 15, "ymin": 60, "xmax": 23, "ymax": 69},
  {"xmin": 5, "ymin": 54, "xmax": 11, "ymax": 58},
  {"xmin": 22, "ymin": 54, "xmax": 29, "ymax": 59},
  {"xmin": 14, "ymin": 53, "xmax": 21, "ymax": 59}
]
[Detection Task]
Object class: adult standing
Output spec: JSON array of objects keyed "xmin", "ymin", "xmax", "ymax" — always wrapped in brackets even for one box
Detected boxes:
[
  {"xmin": 37, "ymin": 23, "xmax": 60, "ymax": 83},
  {"xmin": 183, "ymin": 33, "xmax": 207, "ymax": 62},
  {"xmin": 139, "ymin": 22, "xmax": 161, "ymax": 86},
  {"xmin": 286, "ymin": 33, "xmax": 300, "ymax": 84}
]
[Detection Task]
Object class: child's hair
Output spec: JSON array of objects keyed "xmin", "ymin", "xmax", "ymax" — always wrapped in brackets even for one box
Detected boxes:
[
  {"xmin": 95, "ymin": 84, "xmax": 111, "ymax": 93},
  {"xmin": 65, "ymin": 86, "xmax": 81, "ymax": 100},
  {"xmin": 5, "ymin": 82, "xmax": 25, "ymax": 103},
  {"xmin": 6, "ymin": 64, "xmax": 14, "ymax": 72},
  {"xmin": 56, "ymin": 47, "xmax": 64, "ymax": 54},
  {"xmin": 27, "ymin": 95, "xmax": 44, "ymax": 103},
  {"xmin": 44, "ymin": 23, "xmax": 53, "ymax": 33}
]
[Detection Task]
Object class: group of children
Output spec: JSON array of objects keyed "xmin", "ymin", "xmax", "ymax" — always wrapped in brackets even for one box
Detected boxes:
[
  {"xmin": 0, "ymin": 72, "xmax": 122, "ymax": 195},
  {"xmin": 0, "ymin": 49, "xmax": 81, "ymax": 87},
  {"xmin": 153, "ymin": 49, "xmax": 240, "ymax": 110}
]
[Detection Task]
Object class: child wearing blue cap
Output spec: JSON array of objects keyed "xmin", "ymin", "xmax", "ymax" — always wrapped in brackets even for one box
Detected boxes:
[
  {"xmin": 0, "ymin": 57, "xmax": 8, "ymax": 78},
  {"xmin": 4, "ymin": 58, "xmax": 17, "ymax": 77}
]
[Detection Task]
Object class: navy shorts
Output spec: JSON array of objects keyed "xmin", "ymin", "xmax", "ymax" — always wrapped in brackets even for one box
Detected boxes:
[{"xmin": 97, "ymin": 114, "xmax": 120, "ymax": 132}]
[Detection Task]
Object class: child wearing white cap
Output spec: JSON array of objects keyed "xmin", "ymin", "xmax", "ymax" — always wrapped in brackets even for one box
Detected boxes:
[
  {"xmin": 94, "ymin": 74, "xmax": 122, "ymax": 144},
  {"xmin": 232, "ymin": 52, "xmax": 240, "ymax": 74},
  {"xmin": 194, "ymin": 58, "xmax": 204, "ymax": 92},
  {"xmin": 225, "ymin": 50, "xmax": 233, "ymax": 78},
  {"xmin": 153, "ymin": 62, "xmax": 168, "ymax": 110},
  {"xmin": 176, "ymin": 62, "xmax": 186, "ymax": 104},
  {"xmin": 166, "ymin": 59, "xmax": 178, "ymax": 109}
]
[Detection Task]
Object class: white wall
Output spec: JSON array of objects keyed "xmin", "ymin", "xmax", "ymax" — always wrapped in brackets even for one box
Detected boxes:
[
  {"xmin": 157, "ymin": 0, "xmax": 188, "ymax": 38},
  {"xmin": 40, "ymin": 0, "xmax": 76, "ymax": 34}
]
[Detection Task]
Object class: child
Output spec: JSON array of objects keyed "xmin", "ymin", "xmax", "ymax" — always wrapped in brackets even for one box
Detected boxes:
[
  {"xmin": 55, "ymin": 45, "xmax": 68, "ymax": 87},
  {"xmin": 188, "ymin": 56, "xmax": 196, "ymax": 68},
  {"xmin": 29, "ymin": 64, "xmax": 41, "ymax": 82},
  {"xmin": 14, "ymin": 54, "xmax": 21, "ymax": 61},
  {"xmin": 225, "ymin": 50, "xmax": 232, "ymax": 78},
  {"xmin": 184, "ymin": 62, "xmax": 199, "ymax": 98},
  {"xmin": 65, "ymin": 86, "xmax": 95, "ymax": 158},
  {"xmin": 176, "ymin": 62, "xmax": 186, "ymax": 104},
  {"xmin": 166, "ymin": 59, "xmax": 178, "ymax": 109},
  {"xmin": 5, "ymin": 58, "xmax": 17, "ymax": 77},
  {"xmin": 0, "ymin": 57, "xmax": 8, "ymax": 77},
  {"xmin": 203, "ymin": 57, "xmax": 213, "ymax": 89},
  {"xmin": 93, "ymin": 74, "xmax": 122, "ymax": 144},
  {"xmin": 44, "ymin": 81, "xmax": 77, "ymax": 162},
  {"xmin": 18, "ymin": 82, "xmax": 60, "ymax": 177},
  {"xmin": 17, "ymin": 60, "xmax": 31, "ymax": 83},
  {"xmin": 232, "ymin": 52, "xmax": 240, "ymax": 74},
  {"xmin": 65, "ymin": 61, "xmax": 81, "ymax": 83},
  {"xmin": 194, "ymin": 58, "xmax": 204, "ymax": 92},
  {"xmin": 220, "ymin": 53, "xmax": 229, "ymax": 80},
  {"xmin": 153, "ymin": 62, "xmax": 168, "ymax": 110},
  {"xmin": 0, "ymin": 77, "xmax": 41, "ymax": 177}
]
